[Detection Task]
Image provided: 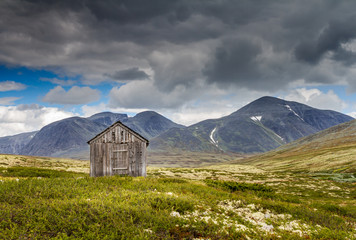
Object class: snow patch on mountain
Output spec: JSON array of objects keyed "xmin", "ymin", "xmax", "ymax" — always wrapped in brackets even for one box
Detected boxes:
[
  {"xmin": 273, "ymin": 132, "xmax": 284, "ymax": 142},
  {"xmin": 210, "ymin": 127, "xmax": 218, "ymax": 146},
  {"xmin": 250, "ymin": 116, "xmax": 262, "ymax": 122},
  {"xmin": 284, "ymin": 105, "xmax": 304, "ymax": 121}
]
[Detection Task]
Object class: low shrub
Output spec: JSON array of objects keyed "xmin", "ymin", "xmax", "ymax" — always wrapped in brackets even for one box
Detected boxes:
[
  {"xmin": 204, "ymin": 179, "xmax": 274, "ymax": 193},
  {"xmin": 150, "ymin": 196, "xmax": 195, "ymax": 213}
]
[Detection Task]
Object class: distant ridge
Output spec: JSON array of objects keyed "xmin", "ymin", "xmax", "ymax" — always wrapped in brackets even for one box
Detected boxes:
[{"xmin": 150, "ymin": 96, "xmax": 353, "ymax": 153}]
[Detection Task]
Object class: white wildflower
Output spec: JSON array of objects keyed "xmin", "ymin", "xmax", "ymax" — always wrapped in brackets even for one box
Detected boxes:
[
  {"xmin": 247, "ymin": 204, "xmax": 256, "ymax": 210},
  {"xmin": 260, "ymin": 223, "xmax": 274, "ymax": 232},
  {"xmin": 144, "ymin": 229, "xmax": 153, "ymax": 234},
  {"xmin": 235, "ymin": 224, "xmax": 248, "ymax": 231},
  {"xmin": 170, "ymin": 211, "xmax": 181, "ymax": 217}
]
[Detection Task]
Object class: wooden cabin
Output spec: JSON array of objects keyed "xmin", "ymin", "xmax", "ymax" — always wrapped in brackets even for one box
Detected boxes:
[{"xmin": 87, "ymin": 121, "xmax": 149, "ymax": 177}]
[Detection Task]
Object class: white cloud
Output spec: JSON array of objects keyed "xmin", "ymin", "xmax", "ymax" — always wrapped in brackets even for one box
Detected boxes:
[
  {"xmin": 0, "ymin": 81, "xmax": 26, "ymax": 92},
  {"xmin": 162, "ymin": 106, "xmax": 233, "ymax": 126},
  {"xmin": 109, "ymin": 80, "xmax": 197, "ymax": 109},
  {"xmin": 0, "ymin": 104, "xmax": 75, "ymax": 137},
  {"xmin": 0, "ymin": 97, "xmax": 21, "ymax": 105},
  {"xmin": 283, "ymin": 88, "xmax": 347, "ymax": 111},
  {"xmin": 43, "ymin": 86, "xmax": 100, "ymax": 105},
  {"xmin": 347, "ymin": 112, "xmax": 356, "ymax": 118}
]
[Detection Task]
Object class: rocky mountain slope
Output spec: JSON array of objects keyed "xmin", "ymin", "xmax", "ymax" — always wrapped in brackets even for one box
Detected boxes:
[
  {"xmin": 19, "ymin": 117, "xmax": 107, "ymax": 157},
  {"xmin": 150, "ymin": 96, "xmax": 353, "ymax": 153},
  {"xmin": 0, "ymin": 131, "xmax": 38, "ymax": 154}
]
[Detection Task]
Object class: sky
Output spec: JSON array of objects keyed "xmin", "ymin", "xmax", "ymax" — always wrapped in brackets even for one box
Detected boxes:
[{"xmin": 1, "ymin": 0, "xmax": 356, "ymax": 137}]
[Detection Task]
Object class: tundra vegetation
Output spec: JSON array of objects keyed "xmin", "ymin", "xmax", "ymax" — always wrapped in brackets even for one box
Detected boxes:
[{"xmin": 0, "ymin": 154, "xmax": 355, "ymax": 239}]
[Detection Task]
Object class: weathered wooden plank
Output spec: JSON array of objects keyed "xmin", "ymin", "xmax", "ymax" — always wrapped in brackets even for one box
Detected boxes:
[
  {"xmin": 134, "ymin": 141, "xmax": 139, "ymax": 177},
  {"xmin": 90, "ymin": 143, "xmax": 94, "ymax": 177},
  {"xmin": 109, "ymin": 143, "xmax": 112, "ymax": 175},
  {"xmin": 141, "ymin": 142, "xmax": 146, "ymax": 177},
  {"xmin": 118, "ymin": 126, "xmax": 121, "ymax": 143},
  {"xmin": 94, "ymin": 143, "xmax": 103, "ymax": 176},
  {"xmin": 102, "ymin": 144, "xmax": 105, "ymax": 176}
]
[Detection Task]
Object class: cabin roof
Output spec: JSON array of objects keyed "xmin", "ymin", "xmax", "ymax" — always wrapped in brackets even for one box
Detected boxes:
[{"xmin": 87, "ymin": 121, "xmax": 149, "ymax": 146}]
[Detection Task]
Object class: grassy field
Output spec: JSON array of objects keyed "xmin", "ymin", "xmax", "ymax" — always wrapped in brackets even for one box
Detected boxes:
[
  {"xmin": 0, "ymin": 154, "xmax": 355, "ymax": 239},
  {"xmin": 147, "ymin": 151, "xmax": 247, "ymax": 168}
]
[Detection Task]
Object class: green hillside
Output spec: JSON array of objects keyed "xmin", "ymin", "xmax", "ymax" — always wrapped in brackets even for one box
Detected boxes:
[{"xmin": 236, "ymin": 119, "xmax": 356, "ymax": 173}]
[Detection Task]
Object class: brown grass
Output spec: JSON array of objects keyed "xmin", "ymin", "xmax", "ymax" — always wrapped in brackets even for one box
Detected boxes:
[{"xmin": 0, "ymin": 154, "xmax": 89, "ymax": 173}]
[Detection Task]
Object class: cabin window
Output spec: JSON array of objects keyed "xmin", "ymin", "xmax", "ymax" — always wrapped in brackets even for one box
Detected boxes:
[
  {"xmin": 121, "ymin": 131, "xmax": 124, "ymax": 142},
  {"xmin": 112, "ymin": 131, "xmax": 116, "ymax": 142}
]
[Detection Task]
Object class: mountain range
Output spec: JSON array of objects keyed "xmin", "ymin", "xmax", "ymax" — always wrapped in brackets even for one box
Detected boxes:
[
  {"xmin": 150, "ymin": 96, "xmax": 353, "ymax": 153},
  {"xmin": 0, "ymin": 96, "xmax": 353, "ymax": 159},
  {"xmin": 0, "ymin": 111, "xmax": 182, "ymax": 158}
]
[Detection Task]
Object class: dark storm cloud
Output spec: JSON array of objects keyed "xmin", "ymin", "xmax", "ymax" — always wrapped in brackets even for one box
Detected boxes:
[
  {"xmin": 0, "ymin": 0, "xmax": 274, "ymax": 47},
  {"xmin": 333, "ymin": 48, "xmax": 356, "ymax": 66},
  {"xmin": 106, "ymin": 67, "xmax": 149, "ymax": 81},
  {"xmin": 2, "ymin": 0, "xmax": 356, "ymax": 95},
  {"xmin": 295, "ymin": 15, "xmax": 356, "ymax": 64},
  {"xmin": 203, "ymin": 38, "xmax": 263, "ymax": 87}
]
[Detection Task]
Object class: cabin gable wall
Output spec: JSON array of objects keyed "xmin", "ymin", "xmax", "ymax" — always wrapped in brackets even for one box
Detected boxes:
[{"xmin": 89, "ymin": 123, "xmax": 147, "ymax": 177}]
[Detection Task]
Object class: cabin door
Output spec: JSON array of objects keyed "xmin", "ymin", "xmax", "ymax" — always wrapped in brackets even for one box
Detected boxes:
[{"xmin": 111, "ymin": 144, "xmax": 129, "ymax": 174}]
